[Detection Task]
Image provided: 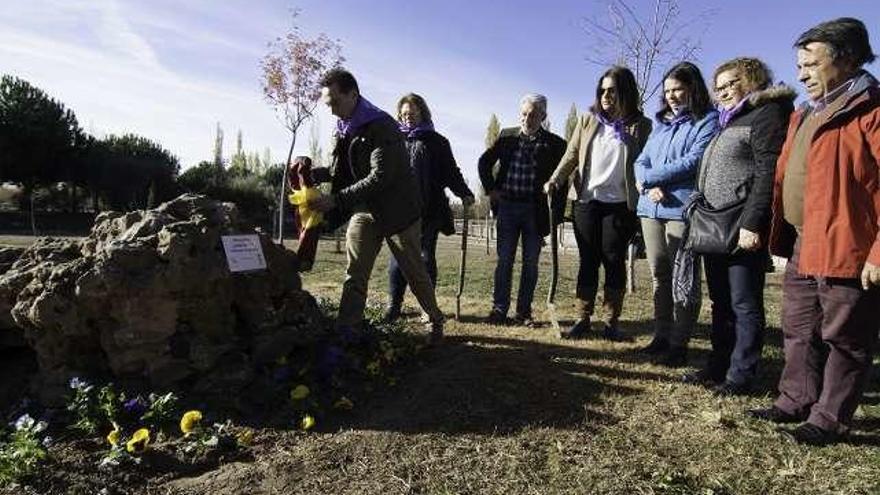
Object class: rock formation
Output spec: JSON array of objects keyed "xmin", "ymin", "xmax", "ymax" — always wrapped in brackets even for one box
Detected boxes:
[{"xmin": 0, "ymin": 194, "xmax": 328, "ymax": 403}]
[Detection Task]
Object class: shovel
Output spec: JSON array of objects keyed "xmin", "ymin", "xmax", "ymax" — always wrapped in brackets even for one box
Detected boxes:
[
  {"xmin": 455, "ymin": 205, "xmax": 469, "ymax": 320},
  {"xmin": 546, "ymin": 187, "xmax": 560, "ymax": 330}
]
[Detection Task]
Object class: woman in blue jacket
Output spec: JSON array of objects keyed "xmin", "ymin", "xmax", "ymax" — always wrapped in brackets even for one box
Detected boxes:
[{"xmin": 634, "ymin": 62, "xmax": 719, "ymax": 367}]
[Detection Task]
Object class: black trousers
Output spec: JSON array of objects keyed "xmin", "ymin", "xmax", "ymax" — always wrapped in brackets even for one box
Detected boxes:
[{"xmin": 572, "ymin": 200, "xmax": 635, "ymax": 301}]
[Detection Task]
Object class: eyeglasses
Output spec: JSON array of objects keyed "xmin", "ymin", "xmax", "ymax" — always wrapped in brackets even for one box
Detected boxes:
[{"xmin": 714, "ymin": 78, "xmax": 741, "ymax": 94}]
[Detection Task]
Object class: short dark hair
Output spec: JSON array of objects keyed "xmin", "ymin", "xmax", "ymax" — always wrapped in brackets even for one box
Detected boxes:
[
  {"xmin": 590, "ymin": 65, "xmax": 642, "ymax": 120},
  {"xmin": 396, "ymin": 93, "xmax": 432, "ymax": 123},
  {"xmin": 319, "ymin": 68, "xmax": 359, "ymax": 94},
  {"xmin": 794, "ymin": 17, "xmax": 876, "ymax": 67},
  {"xmin": 657, "ymin": 61, "xmax": 713, "ymax": 120}
]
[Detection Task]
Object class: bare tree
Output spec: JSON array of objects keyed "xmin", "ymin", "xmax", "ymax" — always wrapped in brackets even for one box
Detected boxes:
[
  {"xmin": 583, "ymin": 0, "xmax": 711, "ymax": 293},
  {"xmin": 260, "ymin": 10, "xmax": 344, "ymax": 244},
  {"xmin": 583, "ymin": 0, "xmax": 711, "ymax": 107}
]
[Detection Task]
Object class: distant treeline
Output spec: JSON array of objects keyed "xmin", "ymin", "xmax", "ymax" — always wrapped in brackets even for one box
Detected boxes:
[{"xmin": 0, "ymin": 75, "xmax": 285, "ymax": 229}]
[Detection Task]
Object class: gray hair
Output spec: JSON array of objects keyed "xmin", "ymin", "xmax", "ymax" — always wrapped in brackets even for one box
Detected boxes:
[
  {"xmin": 519, "ymin": 93, "xmax": 548, "ymax": 115},
  {"xmin": 795, "ymin": 17, "xmax": 875, "ymax": 67}
]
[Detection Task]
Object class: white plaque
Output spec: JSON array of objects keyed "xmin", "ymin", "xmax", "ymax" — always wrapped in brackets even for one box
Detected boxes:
[{"xmin": 221, "ymin": 235, "xmax": 267, "ymax": 272}]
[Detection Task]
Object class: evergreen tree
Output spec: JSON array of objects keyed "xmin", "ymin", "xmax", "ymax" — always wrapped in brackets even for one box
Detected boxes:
[
  {"xmin": 230, "ymin": 129, "xmax": 247, "ymax": 171},
  {"xmin": 308, "ymin": 118, "xmax": 323, "ymax": 167},
  {"xmin": 485, "ymin": 113, "xmax": 500, "ymax": 149},
  {"xmin": 212, "ymin": 122, "xmax": 224, "ymax": 170},
  {"xmin": 246, "ymin": 151, "xmax": 261, "ymax": 172},
  {"xmin": 564, "ymin": 103, "xmax": 579, "ymax": 142},
  {"xmin": 262, "ymin": 148, "xmax": 272, "ymax": 173}
]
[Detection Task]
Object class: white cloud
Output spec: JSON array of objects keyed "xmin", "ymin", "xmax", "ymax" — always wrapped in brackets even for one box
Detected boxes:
[
  {"xmin": 0, "ymin": 0, "xmax": 585, "ymax": 192},
  {"xmin": 0, "ymin": 2, "xmax": 292, "ymax": 169}
]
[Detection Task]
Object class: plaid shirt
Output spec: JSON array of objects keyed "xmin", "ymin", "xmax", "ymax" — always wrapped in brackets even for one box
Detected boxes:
[{"xmin": 501, "ymin": 133, "xmax": 538, "ymax": 199}]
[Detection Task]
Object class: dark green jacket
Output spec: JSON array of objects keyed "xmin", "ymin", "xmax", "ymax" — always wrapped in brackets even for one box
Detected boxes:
[
  {"xmin": 316, "ymin": 115, "xmax": 421, "ymax": 236},
  {"xmin": 477, "ymin": 127, "xmax": 567, "ymax": 236}
]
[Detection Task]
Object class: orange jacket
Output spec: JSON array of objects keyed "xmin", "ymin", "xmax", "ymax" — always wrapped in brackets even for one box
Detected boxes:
[{"xmin": 769, "ymin": 72, "xmax": 880, "ymax": 278}]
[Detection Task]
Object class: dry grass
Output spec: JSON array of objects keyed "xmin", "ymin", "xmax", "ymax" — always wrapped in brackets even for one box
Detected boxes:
[
  {"xmin": 3, "ymin": 233, "xmax": 880, "ymax": 494},
  {"xmin": 270, "ymin": 235, "xmax": 880, "ymax": 495}
]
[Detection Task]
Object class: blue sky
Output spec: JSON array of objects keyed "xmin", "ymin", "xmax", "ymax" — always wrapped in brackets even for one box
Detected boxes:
[{"xmin": 1, "ymin": 0, "xmax": 878, "ymax": 189}]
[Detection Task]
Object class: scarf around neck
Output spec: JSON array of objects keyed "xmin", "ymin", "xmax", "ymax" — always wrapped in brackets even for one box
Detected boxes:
[
  {"xmin": 718, "ymin": 94, "xmax": 751, "ymax": 128},
  {"xmin": 594, "ymin": 111, "xmax": 633, "ymax": 142},
  {"xmin": 662, "ymin": 109, "xmax": 693, "ymax": 126},
  {"xmin": 399, "ymin": 120, "xmax": 435, "ymax": 139},
  {"xmin": 336, "ymin": 96, "xmax": 387, "ymax": 138}
]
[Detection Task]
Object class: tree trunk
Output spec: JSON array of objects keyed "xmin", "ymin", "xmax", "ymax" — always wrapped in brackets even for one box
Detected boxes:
[
  {"xmin": 276, "ymin": 132, "xmax": 297, "ymax": 244},
  {"xmin": 29, "ymin": 185, "xmax": 37, "ymax": 237},
  {"xmin": 627, "ymin": 242, "xmax": 636, "ymax": 293}
]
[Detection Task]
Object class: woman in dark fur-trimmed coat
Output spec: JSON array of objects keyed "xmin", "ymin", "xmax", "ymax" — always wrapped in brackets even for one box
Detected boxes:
[
  {"xmin": 383, "ymin": 93, "xmax": 475, "ymax": 323},
  {"xmin": 683, "ymin": 57, "xmax": 796, "ymax": 395}
]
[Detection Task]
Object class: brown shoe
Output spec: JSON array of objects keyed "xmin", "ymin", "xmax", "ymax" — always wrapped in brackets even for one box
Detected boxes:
[
  {"xmin": 425, "ymin": 321, "xmax": 443, "ymax": 346},
  {"xmin": 747, "ymin": 406, "xmax": 806, "ymax": 424},
  {"xmin": 786, "ymin": 422, "xmax": 841, "ymax": 446}
]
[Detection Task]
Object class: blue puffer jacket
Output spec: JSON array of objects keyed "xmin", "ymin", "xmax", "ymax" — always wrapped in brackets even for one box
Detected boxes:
[{"xmin": 634, "ymin": 110, "xmax": 720, "ymax": 220}]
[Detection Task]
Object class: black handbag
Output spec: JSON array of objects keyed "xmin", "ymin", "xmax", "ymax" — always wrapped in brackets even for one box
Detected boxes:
[{"xmin": 684, "ymin": 192, "xmax": 747, "ymax": 254}]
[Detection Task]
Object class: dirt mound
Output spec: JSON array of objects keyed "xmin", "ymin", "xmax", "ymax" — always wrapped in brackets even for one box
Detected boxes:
[{"xmin": 0, "ymin": 194, "xmax": 329, "ymax": 405}]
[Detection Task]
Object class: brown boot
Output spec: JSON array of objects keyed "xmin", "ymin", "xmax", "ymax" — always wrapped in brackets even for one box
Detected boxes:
[
  {"xmin": 560, "ymin": 297, "xmax": 594, "ymax": 339},
  {"xmin": 600, "ymin": 288, "xmax": 625, "ymax": 331}
]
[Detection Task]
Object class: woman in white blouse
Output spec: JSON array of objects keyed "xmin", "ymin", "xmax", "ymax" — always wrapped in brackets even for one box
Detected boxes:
[{"xmin": 545, "ymin": 66, "xmax": 652, "ymax": 341}]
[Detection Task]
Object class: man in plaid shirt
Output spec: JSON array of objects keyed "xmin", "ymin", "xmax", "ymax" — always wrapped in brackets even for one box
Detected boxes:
[{"xmin": 478, "ymin": 94, "xmax": 567, "ymax": 325}]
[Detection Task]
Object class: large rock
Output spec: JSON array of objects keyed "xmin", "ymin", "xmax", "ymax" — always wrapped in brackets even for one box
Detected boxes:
[
  {"xmin": 0, "ymin": 246, "xmax": 27, "ymax": 349},
  {"xmin": 0, "ymin": 194, "xmax": 328, "ymax": 403}
]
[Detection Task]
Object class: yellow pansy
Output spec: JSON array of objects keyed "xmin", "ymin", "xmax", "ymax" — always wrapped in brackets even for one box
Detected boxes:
[
  {"xmin": 180, "ymin": 410, "xmax": 203, "ymax": 435},
  {"xmin": 126, "ymin": 428, "xmax": 150, "ymax": 454},
  {"xmin": 290, "ymin": 385, "xmax": 310, "ymax": 401},
  {"xmin": 106, "ymin": 428, "xmax": 120, "ymax": 446},
  {"xmin": 300, "ymin": 415, "xmax": 316, "ymax": 431}
]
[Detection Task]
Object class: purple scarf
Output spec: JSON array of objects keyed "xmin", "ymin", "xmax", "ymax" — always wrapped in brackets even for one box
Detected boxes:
[
  {"xmin": 662, "ymin": 110, "xmax": 692, "ymax": 127},
  {"xmin": 594, "ymin": 111, "xmax": 632, "ymax": 142},
  {"xmin": 336, "ymin": 97, "xmax": 387, "ymax": 138},
  {"xmin": 399, "ymin": 120, "xmax": 435, "ymax": 139},
  {"xmin": 718, "ymin": 94, "xmax": 751, "ymax": 128}
]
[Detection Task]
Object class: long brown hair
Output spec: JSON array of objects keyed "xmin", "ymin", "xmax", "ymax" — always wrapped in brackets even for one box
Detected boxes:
[{"xmin": 589, "ymin": 66, "xmax": 641, "ymax": 120}]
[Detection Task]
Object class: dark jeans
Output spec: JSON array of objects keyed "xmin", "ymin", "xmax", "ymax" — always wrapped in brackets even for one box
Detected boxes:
[
  {"xmin": 773, "ymin": 237, "xmax": 880, "ymax": 433},
  {"xmin": 572, "ymin": 200, "xmax": 634, "ymax": 299},
  {"xmin": 493, "ymin": 199, "xmax": 542, "ymax": 317},
  {"xmin": 704, "ymin": 250, "xmax": 767, "ymax": 385},
  {"xmin": 387, "ymin": 226, "xmax": 440, "ymax": 309}
]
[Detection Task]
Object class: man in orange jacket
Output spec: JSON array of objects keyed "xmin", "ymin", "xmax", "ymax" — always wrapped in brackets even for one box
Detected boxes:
[{"xmin": 750, "ymin": 17, "xmax": 880, "ymax": 445}]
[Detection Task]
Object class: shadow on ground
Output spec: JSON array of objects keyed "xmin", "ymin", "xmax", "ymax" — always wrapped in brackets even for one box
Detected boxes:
[{"xmin": 322, "ymin": 333, "xmax": 647, "ymax": 435}]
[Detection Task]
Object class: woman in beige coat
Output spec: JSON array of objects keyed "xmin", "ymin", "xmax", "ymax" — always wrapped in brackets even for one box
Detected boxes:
[{"xmin": 545, "ymin": 66, "xmax": 652, "ymax": 340}]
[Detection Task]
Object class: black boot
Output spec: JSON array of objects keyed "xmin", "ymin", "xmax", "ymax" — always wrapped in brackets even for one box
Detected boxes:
[
  {"xmin": 639, "ymin": 337, "xmax": 669, "ymax": 355},
  {"xmin": 659, "ymin": 346, "xmax": 688, "ymax": 367},
  {"xmin": 381, "ymin": 304, "xmax": 401, "ymax": 324},
  {"xmin": 601, "ymin": 324, "xmax": 630, "ymax": 342},
  {"xmin": 560, "ymin": 318, "xmax": 590, "ymax": 339}
]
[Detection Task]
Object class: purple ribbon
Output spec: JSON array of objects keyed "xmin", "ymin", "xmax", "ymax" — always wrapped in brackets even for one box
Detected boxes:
[
  {"xmin": 718, "ymin": 94, "xmax": 751, "ymax": 128},
  {"xmin": 594, "ymin": 111, "xmax": 632, "ymax": 142},
  {"xmin": 336, "ymin": 97, "xmax": 387, "ymax": 137},
  {"xmin": 399, "ymin": 121, "xmax": 435, "ymax": 138}
]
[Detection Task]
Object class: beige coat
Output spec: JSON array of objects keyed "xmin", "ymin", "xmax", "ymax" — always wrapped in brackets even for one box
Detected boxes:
[{"xmin": 548, "ymin": 112, "xmax": 652, "ymax": 210}]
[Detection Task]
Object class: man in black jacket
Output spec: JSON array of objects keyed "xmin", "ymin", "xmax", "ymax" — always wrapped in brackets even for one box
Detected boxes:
[
  {"xmin": 308, "ymin": 69, "xmax": 445, "ymax": 343},
  {"xmin": 478, "ymin": 94, "xmax": 566, "ymax": 325}
]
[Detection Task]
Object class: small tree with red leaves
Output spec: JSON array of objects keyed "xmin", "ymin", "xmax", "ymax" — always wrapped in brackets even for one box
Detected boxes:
[{"xmin": 260, "ymin": 11, "xmax": 344, "ymax": 243}]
